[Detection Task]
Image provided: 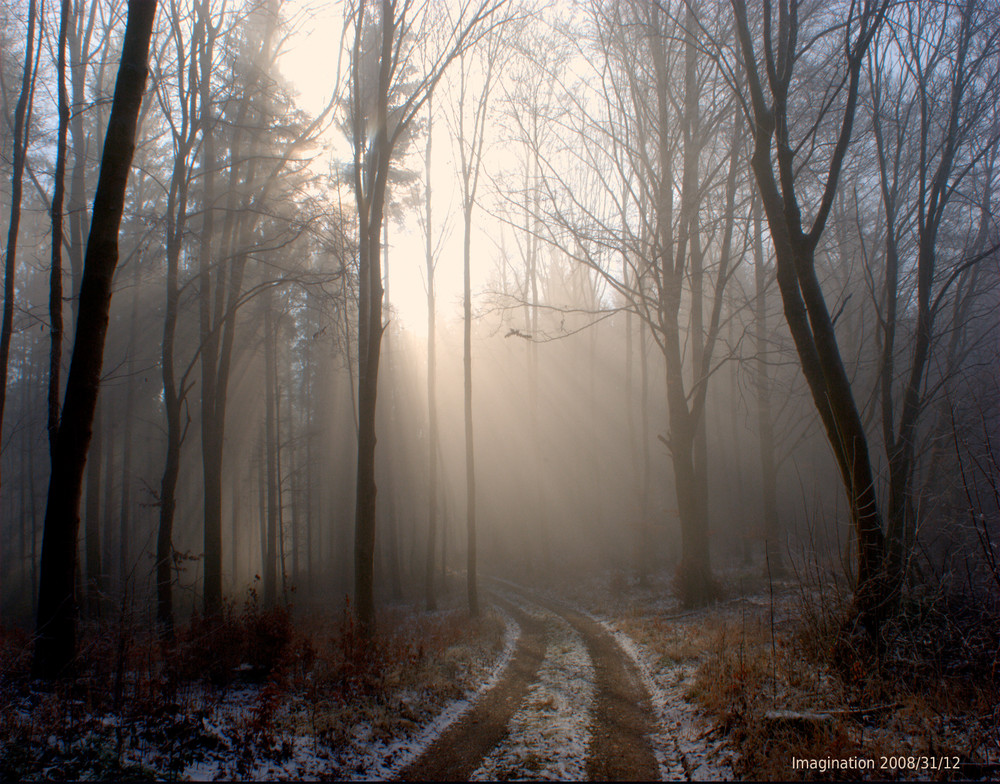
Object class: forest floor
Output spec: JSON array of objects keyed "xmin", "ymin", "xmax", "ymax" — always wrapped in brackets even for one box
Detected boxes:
[{"xmin": 1, "ymin": 567, "xmax": 997, "ymax": 780}]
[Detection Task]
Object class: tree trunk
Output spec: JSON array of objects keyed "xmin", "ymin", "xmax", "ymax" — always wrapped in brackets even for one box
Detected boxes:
[
  {"xmin": 156, "ymin": 142, "xmax": 190, "ymax": 636},
  {"xmin": 104, "ymin": 422, "xmax": 117, "ymax": 593},
  {"xmin": 659, "ymin": 1, "xmax": 715, "ymax": 606},
  {"xmin": 732, "ymin": 1, "xmax": 888, "ymax": 635},
  {"xmin": 67, "ymin": 1, "xmax": 99, "ymax": 313},
  {"xmin": 264, "ymin": 290, "xmax": 279, "ymax": 607},
  {"xmin": 48, "ymin": 0, "xmax": 70, "ymax": 460},
  {"xmin": 753, "ymin": 194, "xmax": 781, "ymax": 575},
  {"xmin": 382, "ymin": 222, "xmax": 402, "ymax": 603},
  {"xmin": 277, "ymin": 365, "xmax": 288, "ymax": 601},
  {"xmin": 258, "ymin": 432, "xmax": 267, "ymax": 581},
  {"xmin": 0, "ymin": 0, "xmax": 39, "ymax": 492},
  {"xmin": 33, "ymin": 0, "xmax": 157, "ymax": 679},
  {"xmin": 84, "ymin": 400, "xmax": 103, "ymax": 617},
  {"xmin": 424, "ymin": 97, "xmax": 439, "ymax": 611},
  {"xmin": 116, "ymin": 258, "xmax": 139, "ymax": 595},
  {"xmin": 350, "ymin": 4, "xmax": 391, "ymax": 633},
  {"xmin": 463, "ymin": 203, "xmax": 478, "ymax": 617},
  {"xmin": 354, "ymin": 209, "xmax": 384, "ymax": 631}
]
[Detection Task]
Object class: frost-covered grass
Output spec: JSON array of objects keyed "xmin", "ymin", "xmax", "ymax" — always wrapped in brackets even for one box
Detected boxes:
[
  {"xmin": 556, "ymin": 566, "xmax": 1000, "ymax": 782},
  {"xmin": 345, "ymin": 606, "xmax": 520, "ymax": 780},
  {"xmin": 604, "ymin": 620, "xmax": 731, "ymax": 781},
  {"xmin": 506, "ymin": 570, "xmax": 735, "ymax": 780},
  {"xmin": 0, "ymin": 596, "xmax": 512, "ymax": 782},
  {"xmin": 471, "ymin": 604, "xmax": 596, "ymax": 781}
]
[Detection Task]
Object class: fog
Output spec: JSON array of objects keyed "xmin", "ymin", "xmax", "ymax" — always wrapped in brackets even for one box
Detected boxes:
[{"xmin": 0, "ymin": 0, "xmax": 997, "ymax": 647}]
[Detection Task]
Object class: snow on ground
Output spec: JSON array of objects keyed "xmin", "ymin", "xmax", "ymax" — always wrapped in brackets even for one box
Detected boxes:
[
  {"xmin": 168, "ymin": 608, "xmax": 521, "ymax": 780},
  {"xmin": 605, "ymin": 624, "xmax": 732, "ymax": 781},
  {"xmin": 471, "ymin": 600, "xmax": 596, "ymax": 782},
  {"xmin": 346, "ymin": 607, "xmax": 521, "ymax": 780},
  {"xmin": 523, "ymin": 572, "xmax": 736, "ymax": 782}
]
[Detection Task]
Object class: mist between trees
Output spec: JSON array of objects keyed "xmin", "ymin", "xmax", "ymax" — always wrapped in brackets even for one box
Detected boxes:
[{"xmin": 0, "ymin": 0, "xmax": 997, "ymax": 676}]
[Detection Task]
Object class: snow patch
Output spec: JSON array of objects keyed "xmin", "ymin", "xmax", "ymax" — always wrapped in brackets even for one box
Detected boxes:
[
  {"xmin": 601, "ymin": 620, "xmax": 732, "ymax": 781},
  {"xmin": 345, "ymin": 605, "xmax": 522, "ymax": 780},
  {"xmin": 470, "ymin": 606, "xmax": 596, "ymax": 781}
]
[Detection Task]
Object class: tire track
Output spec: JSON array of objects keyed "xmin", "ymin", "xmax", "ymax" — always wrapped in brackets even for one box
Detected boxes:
[
  {"xmin": 397, "ymin": 599, "xmax": 547, "ymax": 782},
  {"xmin": 399, "ymin": 587, "xmax": 661, "ymax": 781},
  {"xmin": 527, "ymin": 594, "xmax": 661, "ymax": 782}
]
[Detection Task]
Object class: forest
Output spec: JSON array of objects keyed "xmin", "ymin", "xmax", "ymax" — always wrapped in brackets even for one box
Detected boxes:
[{"xmin": 0, "ymin": 0, "xmax": 998, "ymax": 779}]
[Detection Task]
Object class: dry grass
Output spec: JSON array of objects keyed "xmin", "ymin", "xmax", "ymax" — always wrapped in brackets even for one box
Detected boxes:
[
  {"xmin": 0, "ymin": 594, "xmax": 507, "ymax": 780},
  {"xmin": 687, "ymin": 587, "xmax": 999, "ymax": 781}
]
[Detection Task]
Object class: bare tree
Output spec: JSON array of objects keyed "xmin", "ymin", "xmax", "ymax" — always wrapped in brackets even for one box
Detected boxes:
[
  {"xmin": 524, "ymin": 0, "xmax": 746, "ymax": 604},
  {"xmin": 421, "ymin": 95, "xmax": 440, "ymax": 610},
  {"xmin": 0, "ymin": 0, "xmax": 40, "ymax": 494},
  {"xmin": 867, "ymin": 0, "xmax": 1000, "ymax": 581},
  {"xmin": 153, "ymin": 0, "xmax": 209, "ymax": 635},
  {"xmin": 33, "ymin": 0, "xmax": 157, "ymax": 679},
  {"xmin": 446, "ymin": 23, "xmax": 508, "ymax": 616},
  {"xmin": 48, "ymin": 0, "xmax": 71, "ymax": 460},
  {"xmin": 344, "ymin": 0, "xmax": 502, "ymax": 633},
  {"xmin": 731, "ymin": 0, "xmax": 891, "ymax": 633}
]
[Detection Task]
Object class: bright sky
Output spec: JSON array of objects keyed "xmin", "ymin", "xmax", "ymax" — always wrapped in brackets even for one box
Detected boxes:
[{"xmin": 279, "ymin": 1, "xmax": 506, "ymax": 336}]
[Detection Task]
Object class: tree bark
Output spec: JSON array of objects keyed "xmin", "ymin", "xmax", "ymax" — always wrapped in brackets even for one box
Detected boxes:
[
  {"xmin": 264, "ymin": 289, "xmax": 279, "ymax": 606},
  {"xmin": 67, "ymin": 0, "xmax": 99, "ymax": 313},
  {"xmin": 33, "ymin": 0, "xmax": 157, "ymax": 679},
  {"xmin": 0, "ymin": 0, "xmax": 40, "ymax": 493},
  {"xmin": 48, "ymin": 0, "xmax": 71, "ymax": 460},
  {"xmin": 731, "ymin": 0, "xmax": 889, "ymax": 634},
  {"xmin": 753, "ymin": 193, "xmax": 782, "ymax": 575}
]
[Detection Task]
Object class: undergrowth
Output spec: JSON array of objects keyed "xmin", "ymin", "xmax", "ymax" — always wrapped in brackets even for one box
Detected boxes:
[
  {"xmin": 691, "ymin": 583, "xmax": 1000, "ymax": 781},
  {"xmin": 0, "ymin": 591, "xmax": 505, "ymax": 781}
]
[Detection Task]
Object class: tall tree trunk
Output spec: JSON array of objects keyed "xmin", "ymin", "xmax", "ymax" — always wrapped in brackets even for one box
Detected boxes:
[
  {"xmin": 354, "ymin": 208, "xmax": 383, "ymax": 632},
  {"xmin": 156, "ymin": 110, "xmax": 193, "ymax": 635},
  {"xmin": 258, "ymin": 432, "xmax": 267, "ymax": 582},
  {"xmin": 277, "ymin": 364, "xmax": 288, "ymax": 600},
  {"xmin": 117, "ymin": 262, "xmax": 139, "ymax": 594},
  {"xmin": 33, "ymin": 0, "xmax": 157, "ymax": 679},
  {"xmin": 732, "ymin": 1, "xmax": 889, "ymax": 635},
  {"xmin": 351, "ymin": 22, "xmax": 389, "ymax": 632},
  {"xmin": 381, "ymin": 223, "xmax": 403, "ymax": 603},
  {"xmin": 424, "ymin": 97, "xmax": 439, "ymax": 611},
  {"xmin": 29, "ymin": 426, "xmax": 40, "ymax": 617},
  {"xmin": 197, "ymin": 110, "xmax": 222, "ymax": 615},
  {"xmin": 231, "ymin": 481, "xmax": 239, "ymax": 585},
  {"xmin": 48, "ymin": 0, "xmax": 71, "ymax": 460},
  {"xmin": 84, "ymin": 396, "xmax": 103, "ymax": 617},
  {"xmin": 303, "ymin": 295, "xmax": 315, "ymax": 599},
  {"xmin": 753, "ymin": 194, "xmax": 781, "ymax": 574},
  {"xmin": 462, "ymin": 202, "xmax": 478, "ymax": 617},
  {"xmin": 452, "ymin": 43, "xmax": 497, "ymax": 619},
  {"xmin": 156, "ymin": 168, "xmax": 190, "ymax": 635},
  {"xmin": 264, "ymin": 290, "xmax": 279, "ymax": 607},
  {"xmin": 0, "ymin": 0, "xmax": 40, "ymax": 493},
  {"xmin": 67, "ymin": 0, "xmax": 98, "ymax": 315},
  {"xmin": 103, "ymin": 418, "xmax": 116, "ymax": 593},
  {"xmin": 657, "ymin": 0, "xmax": 715, "ymax": 606},
  {"xmin": 288, "ymin": 419, "xmax": 299, "ymax": 592}
]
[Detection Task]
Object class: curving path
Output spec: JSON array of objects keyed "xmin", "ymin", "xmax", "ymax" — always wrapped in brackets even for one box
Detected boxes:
[
  {"xmin": 397, "ymin": 599, "xmax": 547, "ymax": 781},
  {"xmin": 398, "ymin": 588, "xmax": 661, "ymax": 782},
  {"xmin": 545, "ymin": 598, "xmax": 661, "ymax": 781}
]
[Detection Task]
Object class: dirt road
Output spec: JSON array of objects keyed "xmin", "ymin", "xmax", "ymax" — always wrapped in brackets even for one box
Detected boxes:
[{"xmin": 398, "ymin": 588, "xmax": 661, "ymax": 781}]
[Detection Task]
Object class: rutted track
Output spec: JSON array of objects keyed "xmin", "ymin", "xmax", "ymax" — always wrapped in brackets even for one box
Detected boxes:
[
  {"xmin": 399, "ymin": 586, "xmax": 662, "ymax": 781},
  {"xmin": 397, "ymin": 599, "xmax": 547, "ymax": 781},
  {"xmin": 516, "ymin": 592, "xmax": 661, "ymax": 782}
]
